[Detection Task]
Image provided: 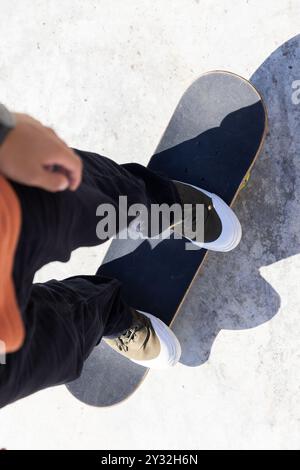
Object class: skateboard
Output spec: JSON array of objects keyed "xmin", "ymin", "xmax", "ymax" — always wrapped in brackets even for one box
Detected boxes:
[{"xmin": 67, "ymin": 71, "xmax": 267, "ymax": 406}]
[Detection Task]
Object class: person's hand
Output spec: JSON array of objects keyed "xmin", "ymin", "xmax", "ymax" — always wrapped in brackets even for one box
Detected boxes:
[{"xmin": 0, "ymin": 113, "xmax": 82, "ymax": 192}]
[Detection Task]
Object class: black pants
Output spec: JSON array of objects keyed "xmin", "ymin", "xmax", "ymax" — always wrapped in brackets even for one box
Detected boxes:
[{"xmin": 0, "ymin": 149, "xmax": 179, "ymax": 408}]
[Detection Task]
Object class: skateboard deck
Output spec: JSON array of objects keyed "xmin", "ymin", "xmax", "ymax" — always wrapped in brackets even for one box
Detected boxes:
[{"xmin": 67, "ymin": 71, "xmax": 267, "ymax": 407}]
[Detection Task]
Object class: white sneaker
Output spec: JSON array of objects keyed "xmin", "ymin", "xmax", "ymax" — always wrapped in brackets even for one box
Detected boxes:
[
  {"xmin": 126, "ymin": 180, "xmax": 242, "ymax": 252},
  {"xmin": 104, "ymin": 309, "xmax": 181, "ymax": 369},
  {"xmin": 172, "ymin": 180, "xmax": 242, "ymax": 252}
]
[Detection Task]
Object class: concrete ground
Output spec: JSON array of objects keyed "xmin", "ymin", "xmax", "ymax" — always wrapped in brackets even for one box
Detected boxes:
[{"xmin": 0, "ymin": 0, "xmax": 300, "ymax": 450}]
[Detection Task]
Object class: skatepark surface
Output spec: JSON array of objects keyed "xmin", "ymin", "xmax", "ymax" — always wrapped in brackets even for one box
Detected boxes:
[{"xmin": 0, "ymin": 0, "xmax": 300, "ymax": 450}]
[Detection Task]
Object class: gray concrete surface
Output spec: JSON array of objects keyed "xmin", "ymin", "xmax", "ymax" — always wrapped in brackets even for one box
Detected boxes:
[{"xmin": 0, "ymin": 0, "xmax": 299, "ymax": 450}]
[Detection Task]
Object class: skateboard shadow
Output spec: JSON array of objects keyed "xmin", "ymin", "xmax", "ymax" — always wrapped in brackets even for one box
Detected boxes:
[{"xmin": 173, "ymin": 34, "xmax": 300, "ymax": 366}]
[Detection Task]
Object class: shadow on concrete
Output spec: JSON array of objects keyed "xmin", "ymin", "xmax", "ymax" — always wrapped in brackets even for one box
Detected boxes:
[{"xmin": 174, "ymin": 34, "xmax": 300, "ymax": 366}]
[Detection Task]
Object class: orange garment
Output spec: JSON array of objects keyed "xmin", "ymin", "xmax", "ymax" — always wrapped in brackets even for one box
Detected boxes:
[{"xmin": 0, "ymin": 175, "xmax": 24, "ymax": 353}]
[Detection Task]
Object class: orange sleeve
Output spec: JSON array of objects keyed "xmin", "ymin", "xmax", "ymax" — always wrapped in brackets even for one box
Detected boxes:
[{"xmin": 0, "ymin": 175, "xmax": 24, "ymax": 353}]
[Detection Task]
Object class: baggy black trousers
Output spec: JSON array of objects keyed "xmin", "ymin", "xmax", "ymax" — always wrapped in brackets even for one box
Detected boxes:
[{"xmin": 0, "ymin": 149, "xmax": 179, "ymax": 408}]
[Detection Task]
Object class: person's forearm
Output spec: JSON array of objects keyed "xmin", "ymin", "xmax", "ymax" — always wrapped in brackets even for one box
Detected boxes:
[{"xmin": 0, "ymin": 108, "xmax": 82, "ymax": 191}]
